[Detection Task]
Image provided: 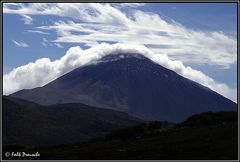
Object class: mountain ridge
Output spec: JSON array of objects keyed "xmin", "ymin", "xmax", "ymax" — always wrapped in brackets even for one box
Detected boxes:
[
  {"xmin": 3, "ymin": 96, "xmax": 142, "ymax": 147},
  {"xmin": 10, "ymin": 53, "xmax": 237, "ymax": 122}
]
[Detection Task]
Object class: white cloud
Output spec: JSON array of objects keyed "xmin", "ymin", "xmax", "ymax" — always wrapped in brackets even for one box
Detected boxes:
[
  {"xmin": 41, "ymin": 37, "xmax": 49, "ymax": 47},
  {"xmin": 3, "ymin": 3, "xmax": 130, "ymax": 25},
  {"xmin": 3, "ymin": 3, "xmax": 237, "ymax": 67},
  {"xmin": 3, "ymin": 43, "xmax": 237, "ymax": 102},
  {"xmin": 21, "ymin": 14, "xmax": 33, "ymax": 24},
  {"xmin": 54, "ymin": 43, "xmax": 64, "ymax": 48},
  {"xmin": 27, "ymin": 30, "xmax": 49, "ymax": 35},
  {"xmin": 42, "ymin": 42, "xmax": 47, "ymax": 47},
  {"xmin": 40, "ymin": 18, "xmax": 236, "ymax": 68},
  {"xmin": 5, "ymin": 3, "xmax": 233, "ymax": 68},
  {"xmin": 12, "ymin": 40, "xmax": 29, "ymax": 47},
  {"xmin": 115, "ymin": 3, "xmax": 145, "ymax": 8},
  {"xmin": 41, "ymin": 38, "xmax": 63, "ymax": 48}
]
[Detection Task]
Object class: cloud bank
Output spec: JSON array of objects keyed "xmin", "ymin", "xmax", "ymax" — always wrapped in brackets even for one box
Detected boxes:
[
  {"xmin": 3, "ymin": 43, "xmax": 236, "ymax": 102},
  {"xmin": 3, "ymin": 3, "xmax": 237, "ymax": 68}
]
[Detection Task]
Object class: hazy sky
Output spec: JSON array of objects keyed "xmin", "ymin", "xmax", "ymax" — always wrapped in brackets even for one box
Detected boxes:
[{"xmin": 3, "ymin": 3, "xmax": 237, "ymax": 101}]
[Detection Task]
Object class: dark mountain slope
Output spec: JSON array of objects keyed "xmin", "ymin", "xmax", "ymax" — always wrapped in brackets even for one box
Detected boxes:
[
  {"xmin": 3, "ymin": 96, "xmax": 141, "ymax": 147},
  {"xmin": 11, "ymin": 54, "xmax": 237, "ymax": 122},
  {"xmin": 4, "ymin": 111, "xmax": 237, "ymax": 160}
]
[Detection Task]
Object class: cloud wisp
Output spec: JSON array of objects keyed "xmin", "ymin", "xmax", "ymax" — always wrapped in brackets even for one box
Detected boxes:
[
  {"xmin": 3, "ymin": 43, "xmax": 237, "ymax": 102},
  {"xmin": 27, "ymin": 30, "xmax": 49, "ymax": 35},
  {"xmin": 54, "ymin": 43, "xmax": 64, "ymax": 48},
  {"xmin": 21, "ymin": 14, "xmax": 33, "ymax": 24},
  {"xmin": 12, "ymin": 40, "xmax": 29, "ymax": 47},
  {"xmin": 114, "ymin": 3, "xmax": 145, "ymax": 8},
  {"xmin": 3, "ymin": 3, "xmax": 237, "ymax": 68}
]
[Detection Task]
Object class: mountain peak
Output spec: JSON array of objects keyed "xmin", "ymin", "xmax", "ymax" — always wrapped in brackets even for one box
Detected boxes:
[{"xmin": 11, "ymin": 52, "xmax": 236, "ymax": 122}]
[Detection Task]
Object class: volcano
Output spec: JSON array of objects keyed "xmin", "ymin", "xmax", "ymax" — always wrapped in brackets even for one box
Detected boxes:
[{"xmin": 11, "ymin": 53, "xmax": 236, "ymax": 122}]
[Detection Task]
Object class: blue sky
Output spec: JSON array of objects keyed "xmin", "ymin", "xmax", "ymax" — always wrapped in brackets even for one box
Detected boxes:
[
  {"xmin": 142, "ymin": 3, "xmax": 237, "ymax": 35},
  {"xmin": 3, "ymin": 3, "xmax": 237, "ymax": 101}
]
